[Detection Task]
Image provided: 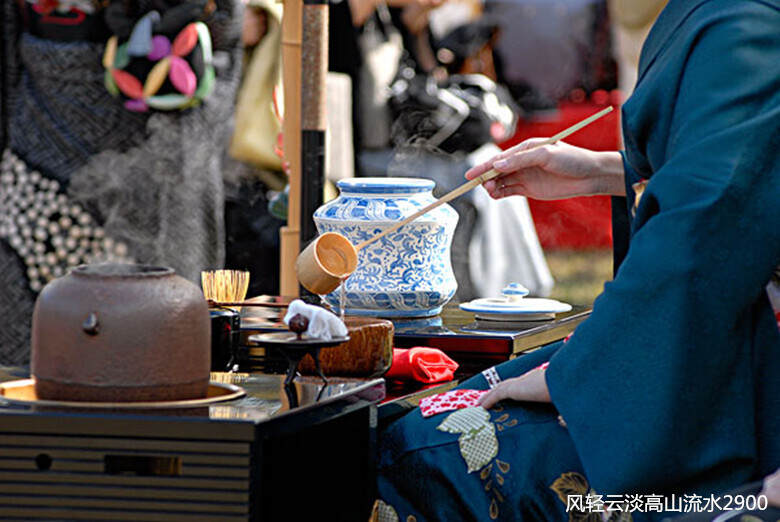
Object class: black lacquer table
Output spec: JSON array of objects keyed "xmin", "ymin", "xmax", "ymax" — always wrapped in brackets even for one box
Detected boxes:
[{"xmin": 0, "ymin": 367, "xmax": 384, "ymax": 521}]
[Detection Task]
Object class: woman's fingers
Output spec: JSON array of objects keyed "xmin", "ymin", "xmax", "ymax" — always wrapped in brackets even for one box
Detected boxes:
[
  {"xmin": 477, "ymin": 368, "xmax": 551, "ymax": 409},
  {"xmin": 761, "ymin": 468, "xmax": 780, "ymax": 507},
  {"xmin": 477, "ymin": 375, "xmax": 528, "ymax": 409},
  {"xmin": 464, "ymin": 138, "xmax": 550, "ymax": 181},
  {"xmin": 505, "ymin": 137, "xmax": 551, "ymax": 154},
  {"xmin": 464, "ymin": 157, "xmax": 500, "ymax": 180},
  {"xmin": 465, "ymin": 139, "xmax": 561, "ymax": 200},
  {"xmin": 482, "ymin": 178, "xmax": 503, "ymax": 194},
  {"xmin": 478, "ymin": 382, "xmax": 509, "ymax": 409},
  {"xmin": 493, "ymin": 144, "xmax": 551, "ymax": 173},
  {"xmin": 485, "ymin": 179, "xmax": 519, "ymax": 199},
  {"xmin": 464, "ymin": 162, "xmax": 491, "ymax": 180}
]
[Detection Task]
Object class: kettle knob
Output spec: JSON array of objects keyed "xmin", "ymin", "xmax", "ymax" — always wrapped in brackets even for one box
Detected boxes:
[{"xmin": 82, "ymin": 313, "xmax": 100, "ymax": 336}]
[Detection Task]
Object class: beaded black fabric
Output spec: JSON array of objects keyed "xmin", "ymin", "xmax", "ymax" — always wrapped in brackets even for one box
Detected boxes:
[
  {"xmin": 0, "ymin": 150, "xmax": 133, "ymax": 294},
  {"xmin": 0, "ymin": 0, "xmax": 243, "ymax": 364}
]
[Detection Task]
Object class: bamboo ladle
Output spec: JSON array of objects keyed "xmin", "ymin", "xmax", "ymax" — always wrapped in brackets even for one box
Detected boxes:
[{"xmin": 296, "ymin": 106, "xmax": 614, "ymax": 295}]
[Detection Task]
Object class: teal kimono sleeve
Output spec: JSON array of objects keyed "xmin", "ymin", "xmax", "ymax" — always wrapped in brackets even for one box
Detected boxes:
[{"xmin": 545, "ymin": 0, "xmax": 780, "ymax": 496}]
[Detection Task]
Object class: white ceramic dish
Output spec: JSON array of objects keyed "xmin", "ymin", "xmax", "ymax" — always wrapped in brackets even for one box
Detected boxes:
[{"xmin": 460, "ymin": 297, "xmax": 572, "ymax": 322}]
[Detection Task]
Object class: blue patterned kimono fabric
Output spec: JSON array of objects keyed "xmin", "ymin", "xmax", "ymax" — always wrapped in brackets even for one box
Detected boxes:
[{"xmin": 376, "ymin": 1, "xmax": 780, "ymax": 520}]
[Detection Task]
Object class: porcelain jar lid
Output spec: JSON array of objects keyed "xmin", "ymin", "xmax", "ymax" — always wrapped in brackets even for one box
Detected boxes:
[{"xmin": 460, "ymin": 282, "xmax": 571, "ymax": 322}]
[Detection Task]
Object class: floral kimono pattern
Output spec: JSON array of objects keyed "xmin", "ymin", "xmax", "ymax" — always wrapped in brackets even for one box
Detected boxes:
[{"xmin": 377, "ymin": 343, "xmax": 608, "ymax": 521}]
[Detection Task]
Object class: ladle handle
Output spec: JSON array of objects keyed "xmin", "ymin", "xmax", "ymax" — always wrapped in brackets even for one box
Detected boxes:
[
  {"xmin": 355, "ymin": 173, "xmax": 494, "ymax": 250},
  {"xmin": 355, "ymin": 106, "xmax": 614, "ymax": 251}
]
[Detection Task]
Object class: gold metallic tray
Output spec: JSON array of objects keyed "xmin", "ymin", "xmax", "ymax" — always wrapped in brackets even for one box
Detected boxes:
[{"xmin": 0, "ymin": 379, "xmax": 245, "ymax": 409}]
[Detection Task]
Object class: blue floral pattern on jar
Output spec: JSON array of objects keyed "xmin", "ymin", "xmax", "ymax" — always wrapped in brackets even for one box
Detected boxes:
[{"xmin": 314, "ymin": 178, "xmax": 458, "ymax": 317}]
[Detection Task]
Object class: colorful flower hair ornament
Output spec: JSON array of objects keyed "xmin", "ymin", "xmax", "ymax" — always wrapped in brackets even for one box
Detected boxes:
[{"xmin": 103, "ymin": 10, "xmax": 215, "ymax": 112}]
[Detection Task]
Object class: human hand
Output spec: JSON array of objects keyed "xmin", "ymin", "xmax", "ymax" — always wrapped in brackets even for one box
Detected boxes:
[
  {"xmin": 761, "ymin": 468, "xmax": 780, "ymax": 507},
  {"xmin": 242, "ymin": 6, "xmax": 268, "ymax": 47},
  {"xmin": 400, "ymin": 0, "xmax": 444, "ymax": 34},
  {"xmin": 464, "ymin": 139, "xmax": 626, "ymax": 201},
  {"xmin": 477, "ymin": 367, "xmax": 551, "ymax": 409}
]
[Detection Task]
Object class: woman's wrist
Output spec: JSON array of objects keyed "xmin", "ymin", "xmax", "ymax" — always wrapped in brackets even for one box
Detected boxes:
[
  {"xmin": 590, "ymin": 151, "xmax": 627, "ymax": 196},
  {"xmin": 525, "ymin": 368, "xmax": 552, "ymax": 402}
]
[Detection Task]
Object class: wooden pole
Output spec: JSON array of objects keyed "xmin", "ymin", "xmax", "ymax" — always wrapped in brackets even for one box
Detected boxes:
[
  {"xmin": 300, "ymin": 0, "xmax": 328, "ymax": 293},
  {"xmin": 279, "ymin": 0, "xmax": 303, "ymax": 297}
]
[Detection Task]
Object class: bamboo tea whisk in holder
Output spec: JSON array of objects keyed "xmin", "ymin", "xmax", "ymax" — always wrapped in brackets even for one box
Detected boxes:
[{"xmin": 201, "ymin": 270, "xmax": 250, "ymax": 311}]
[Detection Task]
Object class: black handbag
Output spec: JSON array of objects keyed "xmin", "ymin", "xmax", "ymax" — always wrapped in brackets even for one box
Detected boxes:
[{"xmin": 389, "ymin": 65, "xmax": 519, "ymax": 154}]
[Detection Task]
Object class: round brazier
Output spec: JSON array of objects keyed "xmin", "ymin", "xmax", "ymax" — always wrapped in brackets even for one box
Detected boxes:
[
  {"xmin": 314, "ymin": 177, "xmax": 459, "ymax": 317},
  {"xmin": 31, "ymin": 264, "xmax": 210, "ymax": 402}
]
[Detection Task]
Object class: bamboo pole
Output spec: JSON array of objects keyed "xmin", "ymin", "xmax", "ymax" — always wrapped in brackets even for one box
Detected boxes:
[
  {"xmin": 279, "ymin": 0, "xmax": 303, "ymax": 297},
  {"xmin": 300, "ymin": 0, "xmax": 328, "ymax": 273}
]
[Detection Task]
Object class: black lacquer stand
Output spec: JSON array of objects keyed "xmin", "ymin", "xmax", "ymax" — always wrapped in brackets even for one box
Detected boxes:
[{"xmin": 248, "ymin": 332, "xmax": 349, "ymax": 407}]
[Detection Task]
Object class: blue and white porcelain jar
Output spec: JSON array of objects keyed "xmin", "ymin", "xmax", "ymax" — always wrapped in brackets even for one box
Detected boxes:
[{"xmin": 314, "ymin": 177, "xmax": 459, "ymax": 317}]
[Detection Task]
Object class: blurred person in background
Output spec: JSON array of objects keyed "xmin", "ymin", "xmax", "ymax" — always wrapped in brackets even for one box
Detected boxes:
[
  {"xmin": 224, "ymin": 0, "xmax": 286, "ymax": 297},
  {"xmin": 348, "ymin": 0, "xmax": 556, "ymax": 299},
  {"xmin": 608, "ymin": 0, "xmax": 668, "ymax": 96},
  {"xmin": 487, "ymin": 0, "xmax": 617, "ymax": 113},
  {"xmin": 0, "ymin": 0, "xmax": 244, "ymax": 364}
]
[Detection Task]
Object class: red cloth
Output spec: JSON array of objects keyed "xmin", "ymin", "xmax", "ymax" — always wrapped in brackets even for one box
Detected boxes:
[
  {"xmin": 500, "ymin": 100, "xmax": 621, "ymax": 249},
  {"xmin": 527, "ymin": 196, "xmax": 613, "ymax": 249},
  {"xmin": 386, "ymin": 347, "xmax": 459, "ymax": 383}
]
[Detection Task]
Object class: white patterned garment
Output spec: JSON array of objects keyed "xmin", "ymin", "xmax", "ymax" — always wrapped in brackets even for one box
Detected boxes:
[{"xmin": 467, "ymin": 144, "xmax": 555, "ymax": 298}]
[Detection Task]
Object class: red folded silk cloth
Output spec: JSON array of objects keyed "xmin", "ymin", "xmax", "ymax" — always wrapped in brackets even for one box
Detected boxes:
[{"xmin": 385, "ymin": 347, "xmax": 459, "ymax": 383}]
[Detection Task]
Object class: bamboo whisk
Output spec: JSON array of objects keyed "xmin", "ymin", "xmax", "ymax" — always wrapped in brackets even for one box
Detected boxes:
[{"xmin": 201, "ymin": 270, "xmax": 250, "ymax": 311}]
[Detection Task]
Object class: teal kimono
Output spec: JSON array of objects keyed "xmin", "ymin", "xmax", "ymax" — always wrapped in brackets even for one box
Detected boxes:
[{"xmin": 376, "ymin": 1, "xmax": 780, "ymax": 520}]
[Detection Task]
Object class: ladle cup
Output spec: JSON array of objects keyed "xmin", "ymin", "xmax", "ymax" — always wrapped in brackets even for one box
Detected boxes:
[
  {"xmin": 295, "ymin": 107, "xmax": 614, "ymax": 295},
  {"xmin": 296, "ymin": 232, "xmax": 359, "ymax": 295}
]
